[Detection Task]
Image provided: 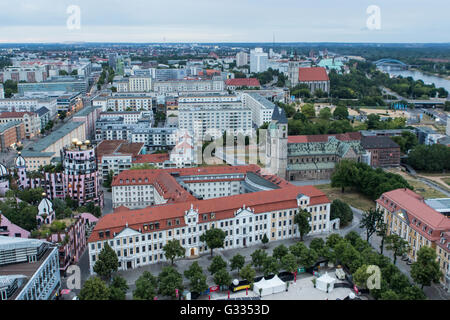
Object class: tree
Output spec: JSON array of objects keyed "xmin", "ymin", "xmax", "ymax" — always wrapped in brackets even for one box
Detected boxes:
[
  {"xmin": 300, "ymin": 249, "xmax": 319, "ymax": 269},
  {"xmin": 330, "ymin": 199, "xmax": 353, "ymax": 227},
  {"xmin": 359, "ymin": 208, "xmax": 384, "ymax": 243},
  {"xmin": 78, "ymin": 277, "xmax": 110, "ymax": 300},
  {"xmin": 353, "ymin": 264, "xmax": 371, "ymax": 289},
  {"xmin": 133, "ymin": 271, "xmax": 158, "ymax": 300},
  {"xmin": 376, "ymin": 220, "xmax": 389, "ymax": 255},
  {"xmin": 93, "ymin": 243, "xmax": 119, "ymax": 281},
  {"xmin": 184, "ymin": 262, "xmax": 208, "ymax": 294},
  {"xmin": 213, "ymin": 268, "xmax": 231, "ymax": 289},
  {"xmin": 262, "ymin": 256, "xmax": 280, "ymax": 277},
  {"xmin": 240, "ymin": 264, "xmax": 256, "ymax": 286},
  {"xmin": 294, "ymin": 209, "xmax": 311, "ymax": 241},
  {"xmin": 251, "ymin": 249, "xmax": 268, "ymax": 271},
  {"xmin": 309, "ymin": 238, "xmax": 325, "ymax": 253},
  {"xmin": 289, "ymin": 242, "xmax": 308, "ymax": 265},
  {"xmin": 326, "ymin": 233, "xmax": 343, "ymax": 249},
  {"xmin": 331, "ymin": 160, "xmax": 358, "ymax": 193},
  {"xmin": 163, "ymin": 239, "xmax": 185, "ymax": 265},
  {"xmin": 380, "ymin": 289, "xmax": 400, "ymax": 300},
  {"xmin": 280, "ymin": 253, "xmax": 297, "ymax": 273},
  {"xmin": 208, "ymin": 255, "xmax": 227, "ymax": 275},
  {"xmin": 200, "ymin": 228, "xmax": 226, "ymax": 257},
  {"xmin": 230, "ymin": 254, "xmax": 245, "ymax": 274},
  {"xmin": 158, "ymin": 266, "xmax": 183, "ymax": 299},
  {"xmin": 273, "ymin": 244, "xmax": 289, "ymax": 262},
  {"xmin": 319, "ymin": 107, "xmax": 332, "ymax": 120},
  {"xmin": 103, "ymin": 170, "xmax": 114, "ymax": 191},
  {"xmin": 261, "ymin": 234, "xmax": 269, "ymax": 248},
  {"xmin": 400, "ymin": 285, "xmax": 426, "ymax": 300},
  {"xmin": 301, "ymin": 103, "xmax": 315, "ymax": 118},
  {"xmin": 109, "ymin": 276, "xmax": 128, "ymax": 300},
  {"xmin": 333, "ymin": 106, "xmax": 349, "ymax": 120},
  {"xmin": 410, "ymin": 246, "xmax": 442, "ymax": 289},
  {"xmin": 385, "ymin": 234, "xmax": 410, "ymax": 265}
]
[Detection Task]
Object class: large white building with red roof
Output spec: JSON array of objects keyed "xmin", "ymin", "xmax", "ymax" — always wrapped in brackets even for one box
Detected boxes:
[
  {"xmin": 88, "ymin": 164, "xmax": 333, "ymax": 273},
  {"xmin": 376, "ymin": 188, "xmax": 450, "ymax": 289}
]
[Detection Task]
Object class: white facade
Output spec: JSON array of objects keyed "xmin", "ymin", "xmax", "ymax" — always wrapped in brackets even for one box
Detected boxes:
[
  {"xmin": 152, "ymin": 79, "xmax": 225, "ymax": 94},
  {"xmin": 106, "ymin": 96, "xmax": 153, "ymax": 112},
  {"xmin": 0, "ymin": 84, "xmax": 4, "ymax": 99},
  {"xmin": 0, "ymin": 98, "xmax": 57, "ymax": 117},
  {"xmin": 250, "ymin": 48, "xmax": 268, "ymax": 73},
  {"xmin": 178, "ymin": 103, "xmax": 252, "ymax": 139},
  {"xmin": 241, "ymin": 92, "xmax": 275, "ymax": 127},
  {"xmin": 236, "ymin": 52, "xmax": 249, "ymax": 67}
]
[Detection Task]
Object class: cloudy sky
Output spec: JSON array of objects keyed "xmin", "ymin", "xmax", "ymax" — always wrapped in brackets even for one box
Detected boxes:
[{"xmin": 0, "ymin": 0, "xmax": 448, "ymax": 43}]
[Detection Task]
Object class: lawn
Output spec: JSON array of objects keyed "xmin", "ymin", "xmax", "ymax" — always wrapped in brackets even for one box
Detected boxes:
[
  {"xmin": 443, "ymin": 178, "xmax": 450, "ymax": 187},
  {"xmin": 315, "ymin": 184, "xmax": 375, "ymax": 211}
]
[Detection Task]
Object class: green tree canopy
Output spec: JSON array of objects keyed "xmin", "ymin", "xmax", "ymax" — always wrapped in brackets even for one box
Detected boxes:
[
  {"xmin": 410, "ymin": 246, "xmax": 442, "ymax": 289},
  {"xmin": 163, "ymin": 239, "xmax": 185, "ymax": 265},
  {"xmin": 208, "ymin": 255, "xmax": 227, "ymax": 275},
  {"xmin": 93, "ymin": 243, "xmax": 119, "ymax": 281},
  {"xmin": 157, "ymin": 266, "xmax": 183, "ymax": 299},
  {"xmin": 133, "ymin": 271, "xmax": 158, "ymax": 300},
  {"xmin": 78, "ymin": 277, "xmax": 110, "ymax": 300},
  {"xmin": 200, "ymin": 228, "xmax": 226, "ymax": 257}
]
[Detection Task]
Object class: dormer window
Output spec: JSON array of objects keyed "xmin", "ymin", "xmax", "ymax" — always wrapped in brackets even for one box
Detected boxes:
[{"xmin": 99, "ymin": 231, "xmax": 104, "ymax": 238}]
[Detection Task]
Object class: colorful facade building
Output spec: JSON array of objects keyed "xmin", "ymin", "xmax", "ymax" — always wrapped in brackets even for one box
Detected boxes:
[
  {"xmin": 376, "ymin": 188, "xmax": 450, "ymax": 289},
  {"xmin": 15, "ymin": 139, "xmax": 103, "ymax": 207}
]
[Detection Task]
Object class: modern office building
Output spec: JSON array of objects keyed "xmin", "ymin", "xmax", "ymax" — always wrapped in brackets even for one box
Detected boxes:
[{"xmin": 0, "ymin": 237, "xmax": 61, "ymax": 300}]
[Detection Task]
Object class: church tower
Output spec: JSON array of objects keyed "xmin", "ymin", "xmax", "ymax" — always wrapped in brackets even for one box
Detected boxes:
[{"xmin": 266, "ymin": 106, "xmax": 288, "ymax": 179}]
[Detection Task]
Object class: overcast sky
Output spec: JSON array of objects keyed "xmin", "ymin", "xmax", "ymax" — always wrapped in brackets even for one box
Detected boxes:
[{"xmin": 0, "ymin": 0, "xmax": 448, "ymax": 43}]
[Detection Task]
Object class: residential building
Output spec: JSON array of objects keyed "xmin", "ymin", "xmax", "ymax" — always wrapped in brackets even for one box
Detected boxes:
[
  {"xmin": 0, "ymin": 111, "xmax": 41, "ymax": 138},
  {"xmin": 36, "ymin": 107, "xmax": 51, "ymax": 130},
  {"xmin": 152, "ymin": 79, "xmax": 225, "ymax": 94},
  {"xmin": 236, "ymin": 52, "xmax": 249, "ymax": 67},
  {"xmin": 0, "ymin": 84, "xmax": 4, "ymax": 99},
  {"xmin": 0, "ymin": 66, "xmax": 48, "ymax": 83},
  {"xmin": 250, "ymin": 48, "xmax": 268, "ymax": 73},
  {"xmin": 0, "ymin": 213, "xmax": 30, "ymax": 238},
  {"xmin": 104, "ymin": 95, "xmax": 153, "ymax": 112},
  {"xmin": 225, "ymin": 78, "xmax": 261, "ymax": 91},
  {"xmin": 0, "ymin": 97, "xmax": 57, "ymax": 117},
  {"xmin": 19, "ymin": 121, "xmax": 86, "ymax": 170},
  {"xmin": 241, "ymin": 92, "xmax": 275, "ymax": 127},
  {"xmin": 0, "ymin": 237, "xmax": 61, "ymax": 300},
  {"xmin": 16, "ymin": 139, "xmax": 103, "ymax": 207},
  {"xmin": 0, "ymin": 121, "xmax": 25, "ymax": 152},
  {"xmin": 96, "ymin": 140, "xmax": 144, "ymax": 180}
]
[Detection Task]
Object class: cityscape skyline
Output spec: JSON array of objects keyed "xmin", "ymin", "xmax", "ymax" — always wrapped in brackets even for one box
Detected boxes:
[{"xmin": 0, "ymin": 0, "xmax": 449, "ymax": 43}]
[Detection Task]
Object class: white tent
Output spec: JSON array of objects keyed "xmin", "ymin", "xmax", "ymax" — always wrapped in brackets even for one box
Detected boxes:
[
  {"xmin": 253, "ymin": 275, "xmax": 286, "ymax": 297},
  {"xmin": 316, "ymin": 272, "xmax": 337, "ymax": 293},
  {"xmin": 253, "ymin": 278, "xmax": 272, "ymax": 297}
]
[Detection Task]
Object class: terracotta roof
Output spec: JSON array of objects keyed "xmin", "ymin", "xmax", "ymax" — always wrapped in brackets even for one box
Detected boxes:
[
  {"xmin": 377, "ymin": 188, "xmax": 450, "ymax": 240},
  {"xmin": 88, "ymin": 185, "xmax": 330, "ymax": 243},
  {"xmin": 96, "ymin": 140, "xmax": 144, "ymax": 162},
  {"xmin": 0, "ymin": 111, "xmax": 35, "ymax": 118},
  {"xmin": 288, "ymin": 132, "xmax": 362, "ymax": 144},
  {"xmin": 225, "ymin": 78, "xmax": 261, "ymax": 87},
  {"xmin": 298, "ymin": 67, "xmax": 329, "ymax": 82},
  {"xmin": 133, "ymin": 153, "xmax": 170, "ymax": 164}
]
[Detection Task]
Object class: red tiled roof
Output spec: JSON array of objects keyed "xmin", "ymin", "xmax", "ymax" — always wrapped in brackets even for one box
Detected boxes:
[
  {"xmin": 0, "ymin": 111, "xmax": 35, "ymax": 118},
  {"xmin": 133, "ymin": 153, "xmax": 170, "ymax": 164},
  {"xmin": 225, "ymin": 78, "xmax": 261, "ymax": 87},
  {"xmin": 288, "ymin": 132, "xmax": 361, "ymax": 144},
  {"xmin": 377, "ymin": 188, "xmax": 450, "ymax": 241},
  {"xmin": 298, "ymin": 67, "xmax": 329, "ymax": 82},
  {"xmin": 88, "ymin": 185, "xmax": 330, "ymax": 243}
]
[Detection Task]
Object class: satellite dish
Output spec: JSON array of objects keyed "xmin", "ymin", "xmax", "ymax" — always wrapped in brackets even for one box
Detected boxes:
[{"xmin": 232, "ymin": 279, "xmax": 239, "ymax": 286}]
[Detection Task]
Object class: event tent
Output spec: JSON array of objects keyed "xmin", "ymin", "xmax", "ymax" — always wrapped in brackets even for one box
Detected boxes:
[
  {"xmin": 316, "ymin": 272, "xmax": 337, "ymax": 293},
  {"xmin": 253, "ymin": 275, "xmax": 286, "ymax": 297}
]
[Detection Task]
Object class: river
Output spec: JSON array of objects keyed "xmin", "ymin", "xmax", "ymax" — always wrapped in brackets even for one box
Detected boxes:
[{"xmin": 378, "ymin": 66, "xmax": 450, "ymax": 93}]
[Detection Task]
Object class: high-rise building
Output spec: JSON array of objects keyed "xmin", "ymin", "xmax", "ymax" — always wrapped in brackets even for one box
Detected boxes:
[
  {"xmin": 250, "ymin": 48, "xmax": 268, "ymax": 73},
  {"xmin": 236, "ymin": 52, "xmax": 249, "ymax": 67}
]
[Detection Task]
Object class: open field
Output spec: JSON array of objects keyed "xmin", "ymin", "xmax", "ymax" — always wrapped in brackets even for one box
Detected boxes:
[
  {"xmin": 315, "ymin": 184, "xmax": 375, "ymax": 211},
  {"xmin": 385, "ymin": 168, "xmax": 448, "ymax": 198}
]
